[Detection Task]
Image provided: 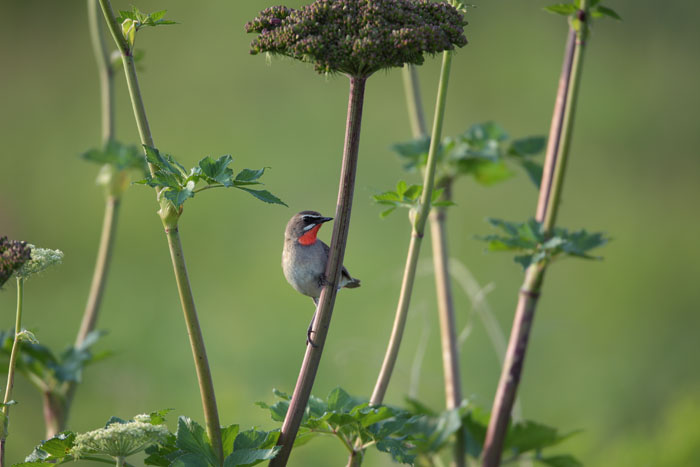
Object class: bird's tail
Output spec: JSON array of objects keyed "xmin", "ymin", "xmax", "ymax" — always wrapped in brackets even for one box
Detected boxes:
[{"xmin": 344, "ymin": 277, "xmax": 361, "ymax": 289}]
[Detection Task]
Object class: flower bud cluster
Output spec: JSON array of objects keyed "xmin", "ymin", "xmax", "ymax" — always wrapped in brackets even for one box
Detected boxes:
[
  {"xmin": 15, "ymin": 244, "xmax": 63, "ymax": 279},
  {"xmin": 72, "ymin": 418, "xmax": 169, "ymax": 459},
  {"xmin": 245, "ymin": 0, "xmax": 467, "ymax": 76},
  {"xmin": 0, "ymin": 237, "xmax": 31, "ymax": 287}
]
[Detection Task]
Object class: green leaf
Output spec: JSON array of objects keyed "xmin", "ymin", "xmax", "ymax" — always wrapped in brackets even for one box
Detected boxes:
[
  {"xmin": 176, "ymin": 417, "xmax": 218, "ymax": 467},
  {"xmin": 380, "ymin": 207, "xmax": 396, "ymax": 218},
  {"xmin": 510, "ymin": 136, "xmax": 546, "ymax": 157},
  {"xmin": 505, "ymin": 420, "xmax": 577, "ymax": 454},
  {"xmin": 376, "ymin": 437, "xmax": 415, "ymax": 464},
  {"xmin": 594, "ymin": 5, "xmax": 622, "ymax": 20},
  {"xmin": 544, "ymin": 4, "xmax": 578, "ymax": 15},
  {"xmin": 519, "ymin": 159, "xmax": 543, "ymax": 188},
  {"xmin": 235, "ymin": 168, "xmax": 266, "ymax": 183},
  {"xmin": 221, "ymin": 424, "xmax": 240, "ymax": 457},
  {"xmin": 224, "ymin": 448, "xmax": 280, "ymax": 467},
  {"xmin": 236, "ymin": 187, "xmax": 287, "ymax": 206},
  {"xmin": 199, "ymin": 155, "xmax": 234, "ymax": 186},
  {"xmin": 171, "ymin": 452, "xmax": 211, "ymax": 467},
  {"xmin": 327, "ymin": 387, "xmax": 358, "ymax": 412},
  {"xmin": 22, "ymin": 432, "xmax": 76, "ymax": 463},
  {"xmin": 463, "ymin": 121, "xmax": 509, "ymax": 144},
  {"xmin": 164, "ymin": 186, "xmax": 195, "ymax": 208},
  {"xmin": 391, "ymin": 137, "xmax": 430, "ymax": 171}
]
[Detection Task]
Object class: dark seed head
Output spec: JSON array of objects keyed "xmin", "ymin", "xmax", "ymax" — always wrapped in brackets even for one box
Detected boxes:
[{"xmin": 245, "ymin": 0, "xmax": 468, "ymax": 77}]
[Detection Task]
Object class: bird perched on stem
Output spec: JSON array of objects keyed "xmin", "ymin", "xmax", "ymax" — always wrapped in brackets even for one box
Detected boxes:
[{"xmin": 282, "ymin": 211, "xmax": 360, "ymax": 346}]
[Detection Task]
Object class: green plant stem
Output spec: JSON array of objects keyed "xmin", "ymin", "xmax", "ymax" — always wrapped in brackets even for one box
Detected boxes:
[
  {"xmin": 370, "ymin": 50, "xmax": 453, "ymax": 406},
  {"xmin": 347, "ymin": 449, "xmax": 363, "ymax": 467},
  {"xmin": 0, "ymin": 278, "xmax": 25, "ymax": 467},
  {"xmin": 480, "ymin": 5, "xmax": 590, "ymax": 465},
  {"xmin": 97, "ymin": 1, "xmax": 223, "ymax": 463},
  {"xmin": 88, "ymin": 0, "xmax": 115, "ymax": 143},
  {"xmin": 270, "ymin": 75, "xmax": 367, "ymax": 467},
  {"xmin": 403, "ymin": 43, "xmax": 466, "ymax": 467},
  {"xmin": 164, "ymin": 225, "xmax": 223, "ymax": 463},
  {"xmin": 402, "ymin": 65, "xmax": 427, "ymax": 139},
  {"xmin": 44, "ymin": 0, "xmax": 121, "ymax": 438},
  {"xmin": 115, "ymin": 456, "xmax": 125, "ymax": 467}
]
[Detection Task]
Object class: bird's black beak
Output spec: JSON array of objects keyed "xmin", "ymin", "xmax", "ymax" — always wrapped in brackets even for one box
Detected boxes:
[{"xmin": 317, "ymin": 217, "xmax": 333, "ymax": 224}]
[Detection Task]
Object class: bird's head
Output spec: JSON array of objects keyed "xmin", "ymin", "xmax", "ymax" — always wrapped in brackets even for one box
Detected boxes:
[{"xmin": 285, "ymin": 210, "xmax": 333, "ymax": 245}]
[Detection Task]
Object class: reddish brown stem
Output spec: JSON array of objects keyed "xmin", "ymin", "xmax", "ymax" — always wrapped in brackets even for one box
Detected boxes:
[{"xmin": 270, "ymin": 76, "xmax": 367, "ymax": 467}]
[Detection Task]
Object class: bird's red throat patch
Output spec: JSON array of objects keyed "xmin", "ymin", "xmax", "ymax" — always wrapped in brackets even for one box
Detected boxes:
[{"xmin": 299, "ymin": 224, "xmax": 322, "ymax": 245}]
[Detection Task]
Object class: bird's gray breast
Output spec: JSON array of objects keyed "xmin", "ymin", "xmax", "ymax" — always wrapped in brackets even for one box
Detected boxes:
[{"xmin": 282, "ymin": 240, "xmax": 326, "ymax": 298}]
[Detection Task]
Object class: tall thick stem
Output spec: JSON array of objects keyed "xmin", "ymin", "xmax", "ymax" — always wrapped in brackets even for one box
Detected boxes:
[
  {"xmin": 164, "ymin": 226, "xmax": 223, "ymax": 462},
  {"xmin": 270, "ymin": 76, "xmax": 367, "ymax": 467},
  {"xmin": 481, "ymin": 6, "xmax": 590, "ymax": 465},
  {"xmin": 370, "ymin": 50, "xmax": 454, "ymax": 406},
  {"xmin": 97, "ymin": 1, "xmax": 222, "ymax": 462},
  {"xmin": 1, "ymin": 278, "xmax": 25, "ymax": 467}
]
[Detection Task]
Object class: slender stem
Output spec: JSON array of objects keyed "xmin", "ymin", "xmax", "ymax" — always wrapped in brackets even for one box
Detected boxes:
[
  {"xmin": 270, "ymin": 75, "xmax": 367, "ymax": 467},
  {"xmin": 97, "ymin": 1, "xmax": 222, "ymax": 462},
  {"xmin": 1, "ymin": 278, "xmax": 25, "ymax": 467},
  {"xmin": 429, "ymin": 184, "xmax": 466, "ymax": 467},
  {"xmin": 370, "ymin": 50, "xmax": 454, "ymax": 406},
  {"xmin": 481, "ymin": 5, "xmax": 590, "ymax": 465},
  {"xmin": 403, "ymin": 40, "xmax": 466, "ymax": 467},
  {"xmin": 88, "ymin": 0, "xmax": 114, "ymax": 143},
  {"xmin": 164, "ymin": 226, "xmax": 223, "ymax": 463},
  {"xmin": 402, "ymin": 65, "xmax": 427, "ymax": 139},
  {"xmin": 46, "ymin": 0, "xmax": 120, "ymax": 437},
  {"xmin": 76, "ymin": 195, "xmax": 120, "ymax": 346},
  {"xmin": 115, "ymin": 456, "xmax": 125, "ymax": 467}
]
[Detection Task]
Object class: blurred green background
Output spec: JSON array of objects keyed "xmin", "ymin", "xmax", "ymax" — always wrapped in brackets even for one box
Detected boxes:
[{"xmin": 1, "ymin": 0, "xmax": 699, "ymax": 465}]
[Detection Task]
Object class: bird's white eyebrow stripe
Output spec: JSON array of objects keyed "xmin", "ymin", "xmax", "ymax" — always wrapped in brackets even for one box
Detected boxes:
[{"xmin": 302, "ymin": 223, "xmax": 317, "ymax": 231}]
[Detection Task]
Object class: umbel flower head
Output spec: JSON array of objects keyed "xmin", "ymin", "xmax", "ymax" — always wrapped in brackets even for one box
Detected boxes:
[
  {"xmin": 15, "ymin": 244, "xmax": 63, "ymax": 279},
  {"xmin": 72, "ymin": 415, "xmax": 169, "ymax": 460},
  {"xmin": 245, "ymin": 0, "xmax": 468, "ymax": 77},
  {"xmin": 0, "ymin": 237, "xmax": 31, "ymax": 287}
]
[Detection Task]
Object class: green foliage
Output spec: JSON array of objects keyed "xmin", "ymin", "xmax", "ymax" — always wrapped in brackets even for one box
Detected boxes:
[
  {"xmin": 144, "ymin": 416, "xmax": 280, "ymax": 467},
  {"xmin": 479, "ymin": 218, "xmax": 608, "ymax": 269},
  {"xmin": 257, "ymin": 387, "xmax": 419, "ymax": 464},
  {"xmin": 392, "ymin": 122, "xmax": 545, "ymax": 188},
  {"xmin": 135, "ymin": 146, "xmax": 286, "ymax": 209},
  {"xmin": 373, "ymin": 180, "xmax": 454, "ymax": 218},
  {"xmin": 116, "ymin": 8, "xmax": 177, "ymax": 48},
  {"xmin": 18, "ymin": 432, "xmax": 76, "ymax": 466},
  {"xmin": 258, "ymin": 389, "xmax": 582, "ymax": 464},
  {"xmin": 544, "ymin": 0, "xmax": 621, "ymax": 21},
  {"xmin": 0, "ymin": 329, "xmax": 108, "ymax": 391},
  {"xmin": 82, "ymin": 141, "xmax": 146, "ymax": 172}
]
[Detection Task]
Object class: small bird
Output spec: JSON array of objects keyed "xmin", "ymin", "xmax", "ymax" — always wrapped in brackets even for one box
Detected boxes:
[{"xmin": 282, "ymin": 210, "xmax": 360, "ymax": 345}]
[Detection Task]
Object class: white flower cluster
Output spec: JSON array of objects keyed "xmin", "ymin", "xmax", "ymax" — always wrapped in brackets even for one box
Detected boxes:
[
  {"xmin": 72, "ymin": 418, "xmax": 169, "ymax": 459},
  {"xmin": 15, "ymin": 244, "xmax": 63, "ymax": 279}
]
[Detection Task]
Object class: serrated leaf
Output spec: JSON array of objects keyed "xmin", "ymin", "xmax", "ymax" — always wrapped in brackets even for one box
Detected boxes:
[
  {"xmin": 224, "ymin": 448, "xmax": 280, "ymax": 467},
  {"xmin": 235, "ymin": 168, "xmax": 266, "ymax": 183},
  {"xmin": 380, "ymin": 207, "xmax": 396, "ymax": 218},
  {"xmin": 403, "ymin": 184, "xmax": 422, "ymax": 201},
  {"xmin": 595, "ymin": 5, "xmax": 622, "ymax": 20},
  {"xmin": 544, "ymin": 4, "xmax": 578, "ymax": 15},
  {"xmin": 519, "ymin": 159, "xmax": 543, "ymax": 188},
  {"xmin": 236, "ymin": 188, "xmax": 287, "ymax": 206},
  {"xmin": 510, "ymin": 136, "xmax": 546, "ymax": 157},
  {"xmin": 327, "ymin": 387, "xmax": 358, "ymax": 412},
  {"xmin": 233, "ymin": 429, "xmax": 269, "ymax": 451},
  {"xmin": 199, "ymin": 155, "xmax": 234, "ymax": 186},
  {"xmin": 376, "ymin": 437, "xmax": 415, "ymax": 464},
  {"xmin": 164, "ymin": 186, "xmax": 195, "ymax": 208},
  {"xmin": 176, "ymin": 417, "xmax": 217, "ymax": 467},
  {"xmin": 396, "ymin": 180, "xmax": 408, "ymax": 196},
  {"xmin": 221, "ymin": 424, "xmax": 240, "ymax": 457},
  {"xmin": 171, "ymin": 452, "xmax": 210, "ymax": 467}
]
